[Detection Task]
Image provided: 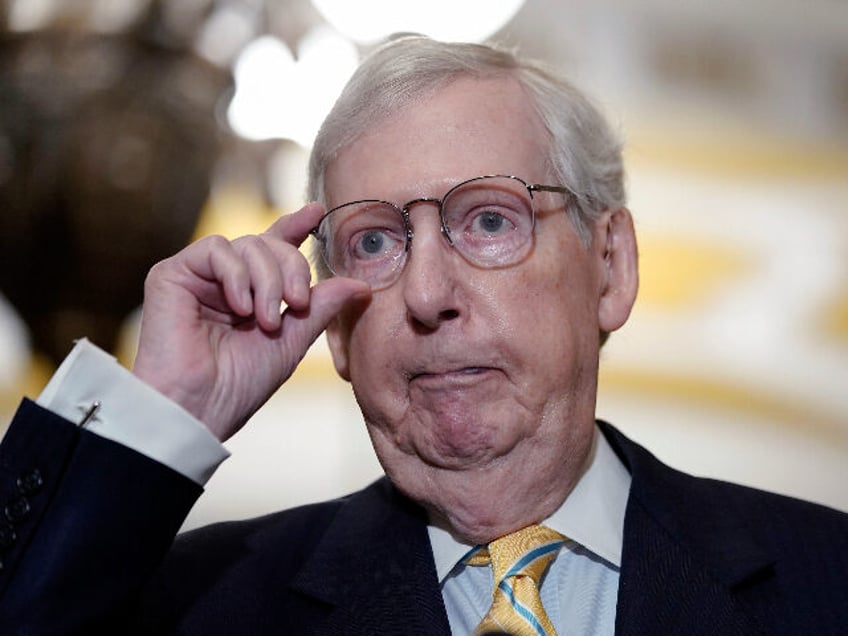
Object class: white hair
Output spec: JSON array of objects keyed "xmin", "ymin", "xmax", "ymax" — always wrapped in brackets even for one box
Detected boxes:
[{"xmin": 308, "ymin": 35, "xmax": 626, "ymax": 270}]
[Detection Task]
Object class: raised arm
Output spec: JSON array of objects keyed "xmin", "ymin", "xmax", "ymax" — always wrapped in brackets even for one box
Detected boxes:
[{"xmin": 0, "ymin": 203, "xmax": 370, "ymax": 633}]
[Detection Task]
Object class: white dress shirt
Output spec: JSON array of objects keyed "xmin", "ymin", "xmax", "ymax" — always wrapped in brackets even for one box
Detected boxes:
[
  {"xmin": 35, "ymin": 339, "xmax": 228, "ymax": 484},
  {"xmin": 430, "ymin": 430, "xmax": 631, "ymax": 635}
]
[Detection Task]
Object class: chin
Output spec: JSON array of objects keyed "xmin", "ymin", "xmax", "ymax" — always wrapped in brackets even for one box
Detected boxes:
[{"xmin": 417, "ymin": 409, "xmax": 519, "ymax": 465}]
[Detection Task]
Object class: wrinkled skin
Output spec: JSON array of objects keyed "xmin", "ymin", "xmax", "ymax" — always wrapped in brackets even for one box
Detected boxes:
[
  {"xmin": 132, "ymin": 203, "xmax": 371, "ymax": 440},
  {"xmin": 324, "ymin": 77, "xmax": 638, "ymax": 543}
]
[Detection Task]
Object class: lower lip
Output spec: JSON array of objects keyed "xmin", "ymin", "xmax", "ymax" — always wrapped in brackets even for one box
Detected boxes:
[{"xmin": 411, "ymin": 367, "xmax": 495, "ymax": 388}]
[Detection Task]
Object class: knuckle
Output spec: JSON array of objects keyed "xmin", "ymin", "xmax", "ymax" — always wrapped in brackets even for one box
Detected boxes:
[
  {"xmin": 232, "ymin": 233, "xmax": 269, "ymax": 256},
  {"xmin": 144, "ymin": 258, "xmax": 169, "ymax": 287},
  {"xmin": 203, "ymin": 233, "xmax": 233, "ymax": 251}
]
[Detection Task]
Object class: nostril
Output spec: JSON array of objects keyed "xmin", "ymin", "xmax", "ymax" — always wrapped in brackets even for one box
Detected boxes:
[{"xmin": 409, "ymin": 307, "xmax": 460, "ymax": 334}]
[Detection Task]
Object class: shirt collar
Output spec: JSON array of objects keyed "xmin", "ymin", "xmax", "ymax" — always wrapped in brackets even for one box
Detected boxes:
[{"xmin": 428, "ymin": 425, "xmax": 632, "ymax": 582}]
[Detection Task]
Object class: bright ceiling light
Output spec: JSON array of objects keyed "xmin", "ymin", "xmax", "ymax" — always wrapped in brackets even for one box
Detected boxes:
[
  {"xmin": 195, "ymin": 4, "xmax": 258, "ymax": 67},
  {"xmin": 227, "ymin": 36, "xmax": 295, "ymax": 142},
  {"xmin": 310, "ymin": 0, "xmax": 526, "ymax": 44},
  {"xmin": 8, "ymin": 0, "xmax": 58, "ymax": 31},
  {"xmin": 227, "ymin": 28, "xmax": 359, "ymax": 146}
]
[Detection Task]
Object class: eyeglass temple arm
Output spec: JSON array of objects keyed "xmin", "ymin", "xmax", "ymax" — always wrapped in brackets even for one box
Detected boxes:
[
  {"xmin": 529, "ymin": 184, "xmax": 572, "ymax": 195},
  {"xmin": 529, "ymin": 184, "xmax": 593, "ymax": 209}
]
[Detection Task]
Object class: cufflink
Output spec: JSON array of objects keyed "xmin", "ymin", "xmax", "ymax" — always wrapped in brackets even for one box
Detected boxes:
[{"xmin": 78, "ymin": 401, "xmax": 102, "ymax": 428}]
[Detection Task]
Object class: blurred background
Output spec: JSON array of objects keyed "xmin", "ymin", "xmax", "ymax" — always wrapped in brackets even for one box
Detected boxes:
[{"xmin": 0, "ymin": 0, "xmax": 845, "ymax": 529}]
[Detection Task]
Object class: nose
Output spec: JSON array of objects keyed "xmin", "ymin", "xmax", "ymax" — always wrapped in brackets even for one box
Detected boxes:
[{"xmin": 400, "ymin": 207, "xmax": 462, "ymax": 330}]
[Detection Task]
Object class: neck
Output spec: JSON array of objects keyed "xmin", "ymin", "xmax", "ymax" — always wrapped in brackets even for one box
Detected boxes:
[{"xmin": 412, "ymin": 429, "xmax": 596, "ymax": 544}]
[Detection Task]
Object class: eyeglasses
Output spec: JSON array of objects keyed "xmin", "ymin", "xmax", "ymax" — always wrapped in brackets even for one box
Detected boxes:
[{"xmin": 310, "ymin": 174, "xmax": 573, "ymax": 290}]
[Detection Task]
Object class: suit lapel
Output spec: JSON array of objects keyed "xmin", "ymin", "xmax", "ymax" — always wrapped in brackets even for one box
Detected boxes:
[
  {"xmin": 290, "ymin": 479, "xmax": 451, "ymax": 635},
  {"xmin": 600, "ymin": 423, "xmax": 777, "ymax": 635},
  {"xmin": 287, "ymin": 426, "xmax": 785, "ymax": 634},
  {"xmin": 615, "ymin": 492, "xmax": 774, "ymax": 635}
]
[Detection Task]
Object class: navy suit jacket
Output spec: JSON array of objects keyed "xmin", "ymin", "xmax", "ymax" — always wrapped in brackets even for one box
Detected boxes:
[{"xmin": 1, "ymin": 398, "xmax": 847, "ymax": 634}]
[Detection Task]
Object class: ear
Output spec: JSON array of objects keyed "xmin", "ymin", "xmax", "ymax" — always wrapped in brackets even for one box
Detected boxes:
[
  {"xmin": 597, "ymin": 207, "xmax": 639, "ymax": 333},
  {"xmin": 326, "ymin": 317, "xmax": 352, "ymax": 382}
]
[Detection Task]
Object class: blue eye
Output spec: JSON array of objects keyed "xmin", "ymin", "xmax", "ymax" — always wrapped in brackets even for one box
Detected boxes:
[
  {"xmin": 360, "ymin": 231, "xmax": 386, "ymax": 254},
  {"xmin": 351, "ymin": 228, "xmax": 402, "ymax": 260},
  {"xmin": 474, "ymin": 212, "xmax": 508, "ymax": 234},
  {"xmin": 466, "ymin": 208, "xmax": 518, "ymax": 237}
]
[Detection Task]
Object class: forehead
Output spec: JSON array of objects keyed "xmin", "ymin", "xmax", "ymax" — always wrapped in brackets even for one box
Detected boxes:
[{"xmin": 324, "ymin": 76, "xmax": 551, "ymax": 207}]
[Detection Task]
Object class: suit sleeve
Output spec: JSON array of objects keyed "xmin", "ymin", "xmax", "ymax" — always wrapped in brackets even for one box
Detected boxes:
[{"xmin": 0, "ymin": 399, "xmax": 202, "ymax": 634}]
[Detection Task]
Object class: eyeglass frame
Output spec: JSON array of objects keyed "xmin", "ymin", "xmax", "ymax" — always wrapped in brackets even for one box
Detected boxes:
[{"xmin": 309, "ymin": 174, "xmax": 576, "ymax": 288}]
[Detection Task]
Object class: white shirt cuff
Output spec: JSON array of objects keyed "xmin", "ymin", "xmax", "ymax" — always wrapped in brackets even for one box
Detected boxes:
[{"xmin": 36, "ymin": 338, "xmax": 229, "ymax": 485}]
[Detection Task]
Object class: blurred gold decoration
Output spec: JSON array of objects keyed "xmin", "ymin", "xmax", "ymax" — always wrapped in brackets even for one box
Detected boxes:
[
  {"xmin": 822, "ymin": 289, "xmax": 848, "ymax": 344},
  {"xmin": 638, "ymin": 236, "xmax": 751, "ymax": 309}
]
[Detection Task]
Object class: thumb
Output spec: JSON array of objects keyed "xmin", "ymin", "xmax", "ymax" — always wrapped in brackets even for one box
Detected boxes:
[{"xmin": 280, "ymin": 277, "xmax": 371, "ymax": 352}]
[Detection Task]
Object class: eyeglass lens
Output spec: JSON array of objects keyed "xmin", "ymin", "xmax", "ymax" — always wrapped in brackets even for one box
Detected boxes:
[{"xmin": 316, "ymin": 175, "xmax": 537, "ymax": 288}]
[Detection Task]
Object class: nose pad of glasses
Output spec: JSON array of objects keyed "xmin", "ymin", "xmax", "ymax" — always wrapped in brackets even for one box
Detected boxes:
[
  {"xmin": 440, "ymin": 222, "xmax": 455, "ymax": 246},
  {"xmin": 403, "ymin": 227, "xmax": 454, "ymax": 254},
  {"xmin": 404, "ymin": 207, "xmax": 455, "ymax": 250}
]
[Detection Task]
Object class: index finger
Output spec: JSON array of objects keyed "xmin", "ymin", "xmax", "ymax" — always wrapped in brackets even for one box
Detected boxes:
[{"xmin": 263, "ymin": 202, "xmax": 326, "ymax": 246}]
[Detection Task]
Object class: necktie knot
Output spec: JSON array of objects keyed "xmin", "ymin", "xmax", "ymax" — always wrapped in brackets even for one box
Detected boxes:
[
  {"xmin": 486, "ymin": 524, "xmax": 566, "ymax": 584},
  {"xmin": 467, "ymin": 525, "xmax": 567, "ymax": 636}
]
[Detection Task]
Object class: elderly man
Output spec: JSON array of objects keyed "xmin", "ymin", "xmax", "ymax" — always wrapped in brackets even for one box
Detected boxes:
[{"xmin": 1, "ymin": 37, "xmax": 846, "ymax": 635}]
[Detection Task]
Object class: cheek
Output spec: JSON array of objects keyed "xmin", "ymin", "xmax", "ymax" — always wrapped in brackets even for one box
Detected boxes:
[
  {"xmin": 344, "ymin": 299, "xmax": 407, "ymax": 404},
  {"xmin": 505, "ymin": 250, "xmax": 600, "ymax": 369}
]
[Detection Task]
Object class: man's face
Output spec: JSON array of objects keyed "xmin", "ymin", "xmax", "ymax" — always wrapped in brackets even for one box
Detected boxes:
[{"xmin": 323, "ymin": 76, "xmax": 636, "ymax": 541}]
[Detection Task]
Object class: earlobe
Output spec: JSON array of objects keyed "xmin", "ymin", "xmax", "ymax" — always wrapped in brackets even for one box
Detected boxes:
[
  {"xmin": 598, "ymin": 207, "xmax": 639, "ymax": 333},
  {"xmin": 326, "ymin": 318, "xmax": 352, "ymax": 382}
]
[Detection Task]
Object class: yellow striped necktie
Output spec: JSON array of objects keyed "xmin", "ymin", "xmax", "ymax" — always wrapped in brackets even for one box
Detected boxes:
[{"xmin": 467, "ymin": 525, "xmax": 566, "ymax": 636}]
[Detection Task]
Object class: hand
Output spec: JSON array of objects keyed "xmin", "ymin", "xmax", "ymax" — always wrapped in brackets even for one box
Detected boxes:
[{"xmin": 131, "ymin": 203, "xmax": 371, "ymax": 440}]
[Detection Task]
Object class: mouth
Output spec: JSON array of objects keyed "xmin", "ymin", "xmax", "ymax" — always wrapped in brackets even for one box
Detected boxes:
[{"xmin": 409, "ymin": 366, "xmax": 497, "ymax": 387}]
